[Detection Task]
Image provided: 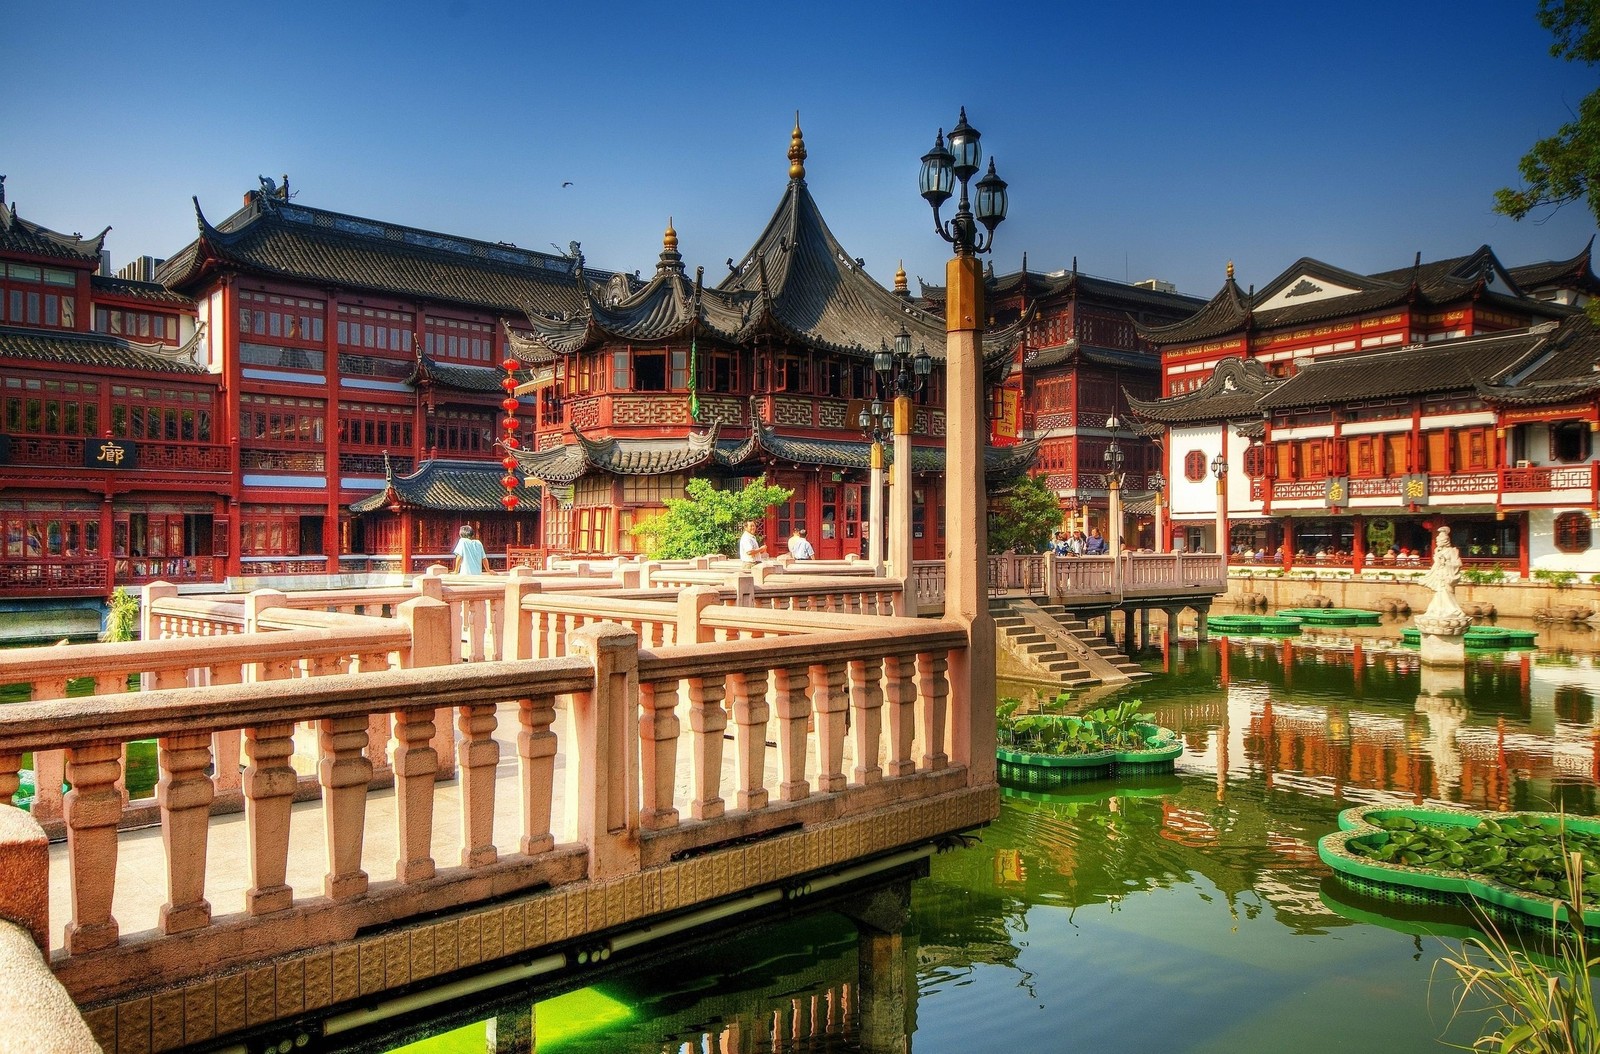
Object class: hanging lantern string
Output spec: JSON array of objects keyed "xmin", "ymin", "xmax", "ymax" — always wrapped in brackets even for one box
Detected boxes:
[{"xmin": 500, "ymin": 356, "xmax": 522, "ymax": 510}]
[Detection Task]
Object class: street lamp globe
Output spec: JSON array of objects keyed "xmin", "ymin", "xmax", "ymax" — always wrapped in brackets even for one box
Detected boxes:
[{"xmin": 1211, "ymin": 453, "xmax": 1228, "ymax": 480}]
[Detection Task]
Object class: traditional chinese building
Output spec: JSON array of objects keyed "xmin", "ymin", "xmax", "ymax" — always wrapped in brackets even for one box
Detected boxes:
[
  {"xmin": 960, "ymin": 261, "xmax": 1206, "ymax": 545},
  {"xmin": 1129, "ymin": 245, "xmax": 1600, "ymax": 573},
  {"xmin": 508, "ymin": 121, "xmax": 1034, "ymax": 561},
  {"xmin": 155, "ymin": 178, "xmax": 631, "ymax": 579},
  {"xmin": 0, "ymin": 177, "xmax": 225, "ymax": 621}
]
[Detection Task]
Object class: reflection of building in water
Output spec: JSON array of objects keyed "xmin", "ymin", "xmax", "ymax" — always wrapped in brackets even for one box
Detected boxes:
[{"xmin": 1165, "ymin": 637, "xmax": 1600, "ymax": 809}]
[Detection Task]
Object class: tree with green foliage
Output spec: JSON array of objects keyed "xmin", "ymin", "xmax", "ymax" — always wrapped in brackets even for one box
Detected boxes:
[
  {"xmin": 104, "ymin": 586, "xmax": 139, "ymax": 642},
  {"xmin": 1495, "ymin": 2, "xmax": 1600, "ymax": 235},
  {"xmin": 988, "ymin": 474, "xmax": 1063, "ymax": 554},
  {"xmin": 629, "ymin": 477, "xmax": 794, "ymax": 559}
]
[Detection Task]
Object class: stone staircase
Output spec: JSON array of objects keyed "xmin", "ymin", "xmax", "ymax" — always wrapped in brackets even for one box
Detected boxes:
[{"xmin": 991, "ymin": 598, "xmax": 1151, "ymax": 688}]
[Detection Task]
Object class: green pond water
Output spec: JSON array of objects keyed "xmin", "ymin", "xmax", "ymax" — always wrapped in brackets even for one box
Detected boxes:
[{"xmin": 347, "ymin": 622, "xmax": 1600, "ymax": 1054}]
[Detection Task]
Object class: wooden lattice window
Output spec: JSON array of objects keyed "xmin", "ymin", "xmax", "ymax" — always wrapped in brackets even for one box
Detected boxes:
[
  {"xmin": 1184, "ymin": 450, "xmax": 1206, "ymax": 482},
  {"xmin": 1555, "ymin": 511, "xmax": 1592, "ymax": 554},
  {"xmin": 1243, "ymin": 444, "xmax": 1268, "ymax": 479}
]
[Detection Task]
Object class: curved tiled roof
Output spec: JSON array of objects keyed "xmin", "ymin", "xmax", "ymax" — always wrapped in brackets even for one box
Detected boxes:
[
  {"xmin": 0, "ymin": 203, "xmax": 106, "ymax": 264},
  {"xmin": 1508, "ymin": 238, "xmax": 1600, "ymax": 295},
  {"xmin": 752, "ymin": 422, "xmax": 1038, "ymax": 477},
  {"xmin": 510, "ymin": 425, "xmax": 737, "ymax": 484},
  {"xmin": 1139, "ymin": 274, "xmax": 1253, "ymax": 345},
  {"xmin": 408, "ymin": 353, "xmax": 514, "ymax": 394},
  {"xmin": 0, "ymin": 322, "xmax": 209, "ymax": 375},
  {"xmin": 90, "ymin": 274, "xmax": 194, "ymax": 306},
  {"xmin": 1126, "ymin": 357, "xmax": 1278, "ymax": 424},
  {"xmin": 159, "ymin": 193, "xmax": 624, "ymax": 317},
  {"xmin": 1257, "ymin": 328, "xmax": 1550, "ymax": 409},
  {"xmin": 1476, "ymin": 315, "xmax": 1600, "ymax": 406},
  {"xmin": 349, "ymin": 457, "xmax": 528, "ymax": 513}
]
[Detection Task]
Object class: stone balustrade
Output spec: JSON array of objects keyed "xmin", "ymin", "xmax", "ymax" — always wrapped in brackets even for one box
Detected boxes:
[{"xmin": 0, "ymin": 598, "xmax": 979, "ymax": 1050}]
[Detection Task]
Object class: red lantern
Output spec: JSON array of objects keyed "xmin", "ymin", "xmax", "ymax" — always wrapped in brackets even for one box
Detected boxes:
[
  {"xmin": 502, "ymin": 415, "xmax": 519, "ymax": 432},
  {"xmin": 501, "ymin": 473, "xmax": 518, "ymax": 489},
  {"xmin": 502, "ymin": 436, "xmax": 520, "ymax": 450},
  {"xmin": 502, "ymin": 357, "xmax": 520, "ymax": 373},
  {"xmin": 501, "ymin": 493, "xmax": 520, "ymax": 510},
  {"xmin": 501, "ymin": 376, "xmax": 518, "ymax": 393},
  {"xmin": 501, "ymin": 396, "xmax": 519, "ymax": 413},
  {"xmin": 502, "ymin": 455, "xmax": 518, "ymax": 471}
]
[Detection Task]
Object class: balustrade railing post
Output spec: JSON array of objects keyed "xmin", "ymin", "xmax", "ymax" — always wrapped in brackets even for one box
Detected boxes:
[
  {"xmin": 639, "ymin": 678, "xmax": 681, "ymax": 830},
  {"xmin": 677, "ymin": 585, "xmax": 720, "ymax": 644},
  {"xmin": 243, "ymin": 723, "xmax": 296, "ymax": 914},
  {"xmin": 916, "ymin": 651, "xmax": 950, "ymax": 772},
  {"xmin": 502, "ymin": 579, "xmax": 542, "ymax": 661},
  {"xmin": 141, "ymin": 581, "xmax": 178, "ymax": 640},
  {"xmin": 811, "ymin": 661, "xmax": 849, "ymax": 792},
  {"xmin": 64, "ymin": 742, "xmax": 123, "ymax": 953},
  {"xmin": 318, "ymin": 716, "xmax": 373, "ymax": 900},
  {"xmin": 391, "ymin": 708, "xmax": 438, "ymax": 883},
  {"xmin": 568, "ymin": 624, "xmax": 641, "ymax": 880},
  {"xmin": 457, "ymin": 701, "xmax": 500, "ymax": 867},
  {"xmin": 848, "ymin": 658, "xmax": 883, "ymax": 785},
  {"xmin": 686, "ymin": 674, "xmax": 728, "ymax": 820},
  {"xmin": 727, "ymin": 671, "xmax": 770, "ymax": 810},
  {"xmin": 882, "ymin": 655, "xmax": 917, "ymax": 777},
  {"xmin": 156, "ymin": 731, "xmax": 214, "ymax": 933},
  {"xmin": 517, "ymin": 693, "xmax": 559, "ymax": 854},
  {"xmin": 0, "ymin": 804, "xmax": 49, "ymax": 952},
  {"xmin": 773, "ymin": 665, "xmax": 812, "ymax": 802},
  {"xmin": 399, "ymin": 596, "xmax": 455, "ymax": 779}
]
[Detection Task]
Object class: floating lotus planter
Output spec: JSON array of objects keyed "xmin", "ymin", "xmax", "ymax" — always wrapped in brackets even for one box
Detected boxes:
[
  {"xmin": 1398, "ymin": 625, "xmax": 1538, "ymax": 649},
  {"xmin": 1275, "ymin": 607, "xmax": 1383, "ymax": 627},
  {"xmin": 1319, "ymin": 807, "xmax": 1600, "ymax": 929},
  {"xmin": 1207, "ymin": 613, "xmax": 1303, "ymax": 635},
  {"xmin": 996, "ymin": 697, "xmax": 1183, "ymax": 789}
]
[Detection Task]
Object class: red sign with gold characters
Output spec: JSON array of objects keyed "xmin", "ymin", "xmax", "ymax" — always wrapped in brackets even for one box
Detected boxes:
[
  {"xmin": 992, "ymin": 388, "xmax": 1021, "ymax": 445},
  {"xmin": 1500, "ymin": 403, "xmax": 1596, "ymax": 426},
  {"xmin": 83, "ymin": 438, "xmax": 137, "ymax": 470}
]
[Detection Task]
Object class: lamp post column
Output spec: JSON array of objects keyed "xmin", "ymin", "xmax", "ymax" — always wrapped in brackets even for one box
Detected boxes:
[
  {"xmin": 1108, "ymin": 476, "xmax": 1123, "ymax": 571},
  {"xmin": 889, "ymin": 397, "xmax": 917, "ymax": 616},
  {"xmin": 944, "ymin": 251, "xmax": 993, "ymax": 780},
  {"xmin": 868, "ymin": 440, "xmax": 886, "ymax": 574},
  {"xmin": 1214, "ymin": 473, "xmax": 1228, "ymax": 556}
]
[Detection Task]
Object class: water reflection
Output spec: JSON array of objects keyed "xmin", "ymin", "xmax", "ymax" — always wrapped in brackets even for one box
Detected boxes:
[{"xmin": 369, "ymin": 628, "xmax": 1600, "ymax": 1054}]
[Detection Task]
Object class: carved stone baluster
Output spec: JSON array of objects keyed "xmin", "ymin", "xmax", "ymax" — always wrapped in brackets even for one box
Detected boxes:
[
  {"xmin": 318, "ymin": 716, "xmax": 372, "ymax": 900},
  {"xmin": 848, "ymin": 658, "xmax": 883, "ymax": 785},
  {"xmin": 157, "ymin": 731, "xmax": 214, "ymax": 932},
  {"xmin": 64, "ymin": 742, "xmax": 123, "ymax": 953},
  {"xmin": 810, "ymin": 661, "xmax": 848, "ymax": 793},
  {"xmin": 773, "ymin": 665, "xmax": 812, "ymax": 802},
  {"xmin": 916, "ymin": 650, "xmax": 949, "ymax": 771},
  {"xmin": 0, "ymin": 753, "xmax": 19, "ymax": 806},
  {"xmin": 391, "ymin": 709, "xmax": 437, "ymax": 882},
  {"xmin": 687, "ymin": 674, "xmax": 727, "ymax": 820},
  {"xmin": 517, "ymin": 693, "xmax": 558, "ymax": 854},
  {"xmin": 207, "ymin": 666, "xmax": 244, "ymax": 795},
  {"xmin": 457, "ymin": 703, "xmax": 499, "ymax": 866},
  {"xmin": 535, "ymin": 608, "xmax": 552, "ymax": 659},
  {"xmin": 638, "ymin": 679, "xmax": 680, "ymax": 829},
  {"xmin": 727, "ymin": 671, "xmax": 769, "ymax": 811},
  {"xmin": 29, "ymin": 675, "xmax": 69, "ymax": 825},
  {"xmin": 486, "ymin": 595, "xmax": 504, "ymax": 661},
  {"xmin": 882, "ymin": 654, "xmax": 917, "ymax": 778},
  {"xmin": 243, "ymin": 723, "xmax": 296, "ymax": 914}
]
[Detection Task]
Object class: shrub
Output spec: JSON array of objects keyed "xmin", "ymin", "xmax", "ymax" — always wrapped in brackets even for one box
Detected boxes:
[
  {"xmin": 1462, "ymin": 565, "xmax": 1508, "ymax": 586},
  {"xmin": 1534, "ymin": 569, "xmax": 1581, "ymax": 590},
  {"xmin": 104, "ymin": 587, "xmax": 139, "ymax": 643},
  {"xmin": 996, "ymin": 695, "xmax": 1157, "ymax": 755}
]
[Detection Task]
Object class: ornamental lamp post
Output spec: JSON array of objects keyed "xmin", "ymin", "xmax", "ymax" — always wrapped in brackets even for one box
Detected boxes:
[
  {"xmin": 1150, "ymin": 470, "xmax": 1167, "ymax": 555},
  {"xmin": 876, "ymin": 323, "xmax": 931, "ymax": 597},
  {"xmin": 1211, "ymin": 451, "xmax": 1229, "ymax": 556},
  {"xmin": 919, "ymin": 106, "xmax": 1007, "ymax": 780},
  {"xmin": 857, "ymin": 372, "xmax": 893, "ymax": 575},
  {"xmin": 1104, "ymin": 415, "xmax": 1127, "ymax": 581}
]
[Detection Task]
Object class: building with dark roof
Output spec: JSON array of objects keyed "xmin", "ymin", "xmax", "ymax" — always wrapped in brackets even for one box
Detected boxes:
[
  {"xmin": 1129, "ymin": 264, "xmax": 1600, "ymax": 575},
  {"xmin": 509, "ymin": 120, "xmax": 1034, "ymax": 561},
  {"xmin": 0, "ymin": 176, "xmax": 226, "ymax": 604}
]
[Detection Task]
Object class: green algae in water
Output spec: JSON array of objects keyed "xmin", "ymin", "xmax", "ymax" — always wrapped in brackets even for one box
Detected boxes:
[{"xmin": 386, "ymin": 989, "xmax": 635, "ymax": 1053}]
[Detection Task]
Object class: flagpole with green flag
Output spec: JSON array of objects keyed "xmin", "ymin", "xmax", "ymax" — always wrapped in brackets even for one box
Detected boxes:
[{"xmin": 689, "ymin": 333, "xmax": 701, "ymax": 422}]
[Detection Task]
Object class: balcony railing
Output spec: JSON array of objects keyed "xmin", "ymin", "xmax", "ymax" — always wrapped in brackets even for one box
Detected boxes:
[
  {"xmin": 0, "ymin": 558, "xmax": 111, "ymax": 597},
  {"xmin": 1, "ymin": 434, "xmax": 230, "ymax": 473}
]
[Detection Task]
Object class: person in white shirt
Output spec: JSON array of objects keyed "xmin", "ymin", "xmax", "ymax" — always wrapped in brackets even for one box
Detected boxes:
[
  {"xmin": 738, "ymin": 520, "xmax": 768, "ymax": 562},
  {"xmin": 452, "ymin": 524, "xmax": 487, "ymax": 574},
  {"xmin": 787, "ymin": 527, "xmax": 815, "ymax": 560}
]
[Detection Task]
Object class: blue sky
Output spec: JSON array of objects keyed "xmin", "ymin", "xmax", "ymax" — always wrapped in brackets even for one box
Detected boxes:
[{"xmin": 6, "ymin": 1, "xmax": 1598, "ymax": 300}]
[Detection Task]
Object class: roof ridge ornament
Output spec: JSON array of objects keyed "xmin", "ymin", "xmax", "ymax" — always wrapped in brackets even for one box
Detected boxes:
[{"xmin": 788, "ymin": 113, "xmax": 807, "ymax": 182}]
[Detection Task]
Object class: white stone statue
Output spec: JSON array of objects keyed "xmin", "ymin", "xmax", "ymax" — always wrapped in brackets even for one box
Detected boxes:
[{"xmin": 1420, "ymin": 525, "xmax": 1465, "ymax": 620}]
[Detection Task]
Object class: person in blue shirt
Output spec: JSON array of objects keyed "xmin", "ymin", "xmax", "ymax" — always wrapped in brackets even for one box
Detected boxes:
[
  {"xmin": 453, "ymin": 524, "xmax": 488, "ymax": 574},
  {"xmin": 1083, "ymin": 528, "xmax": 1108, "ymax": 555}
]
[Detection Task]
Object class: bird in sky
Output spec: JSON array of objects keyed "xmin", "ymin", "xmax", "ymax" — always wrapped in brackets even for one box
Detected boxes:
[{"xmin": 561, "ymin": 181, "xmax": 573, "ymax": 188}]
